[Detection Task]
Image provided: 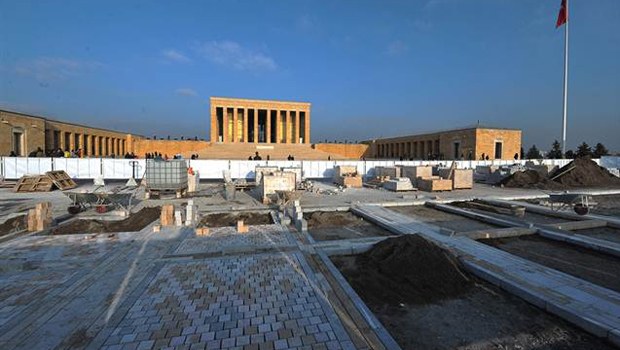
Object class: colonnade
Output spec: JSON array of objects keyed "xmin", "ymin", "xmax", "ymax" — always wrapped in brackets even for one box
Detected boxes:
[
  {"xmin": 52, "ymin": 130, "xmax": 126, "ymax": 157},
  {"xmin": 210, "ymin": 98, "xmax": 311, "ymax": 145},
  {"xmin": 376, "ymin": 139, "xmax": 441, "ymax": 160}
]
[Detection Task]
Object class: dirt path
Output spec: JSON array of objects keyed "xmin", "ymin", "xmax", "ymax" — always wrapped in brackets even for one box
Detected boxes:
[
  {"xmin": 481, "ymin": 234, "xmax": 620, "ymax": 293},
  {"xmin": 199, "ymin": 212, "xmax": 272, "ymax": 227},
  {"xmin": 304, "ymin": 211, "xmax": 393, "ymax": 241},
  {"xmin": 51, "ymin": 207, "xmax": 160, "ymax": 235},
  {"xmin": 332, "ymin": 235, "xmax": 613, "ymax": 349},
  {"xmin": 389, "ymin": 205, "xmax": 498, "ymax": 232}
]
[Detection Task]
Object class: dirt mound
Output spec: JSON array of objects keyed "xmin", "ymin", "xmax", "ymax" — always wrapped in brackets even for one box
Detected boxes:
[
  {"xmin": 501, "ymin": 158, "xmax": 620, "ymax": 189},
  {"xmin": 499, "ymin": 170, "xmax": 563, "ymax": 189},
  {"xmin": 200, "ymin": 212, "xmax": 272, "ymax": 227},
  {"xmin": 52, "ymin": 207, "xmax": 160, "ymax": 235},
  {"xmin": 554, "ymin": 157, "xmax": 620, "ymax": 187},
  {"xmin": 343, "ymin": 235, "xmax": 472, "ymax": 306}
]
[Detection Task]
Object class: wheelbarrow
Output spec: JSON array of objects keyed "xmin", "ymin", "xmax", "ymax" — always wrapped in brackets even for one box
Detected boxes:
[{"xmin": 547, "ymin": 192, "xmax": 594, "ymax": 216}]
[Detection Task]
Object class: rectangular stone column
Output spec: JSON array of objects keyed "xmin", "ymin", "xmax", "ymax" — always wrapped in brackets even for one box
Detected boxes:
[
  {"xmin": 285, "ymin": 110, "xmax": 291, "ymax": 143},
  {"xmin": 69, "ymin": 132, "xmax": 75, "ymax": 151},
  {"xmin": 222, "ymin": 107, "xmax": 229, "ymax": 143},
  {"xmin": 243, "ymin": 108, "xmax": 248, "ymax": 143},
  {"xmin": 210, "ymin": 104, "xmax": 217, "ymax": 143},
  {"xmin": 266, "ymin": 110, "xmax": 271, "ymax": 143},
  {"xmin": 233, "ymin": 107, "xmax": 238, "ymax": 142},
  {"xmin": 295, "ymin": 111, "xmax": 300, "ymax": 144},
  {"xmin": 253, "ymin": 108, "xmax": 258, "ymax": 143},
  {"xmin": 93, "ymin": 135, "xmax": 98, "ymax": 155},
  {"xmin": 276, "ymin": 110, "xmax": 281, "ymax": 144},
  {"xmin": 305, "ymin": 109, "xmax": 310, "ymax": 144}
]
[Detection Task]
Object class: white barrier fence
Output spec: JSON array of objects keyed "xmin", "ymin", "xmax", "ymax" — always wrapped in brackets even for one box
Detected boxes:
[{"xmin": 1, "ymin": 157, "xmax": 608, "ymax": 180}]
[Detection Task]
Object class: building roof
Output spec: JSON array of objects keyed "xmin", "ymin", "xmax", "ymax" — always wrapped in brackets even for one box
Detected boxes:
[
  {"xmin": 0, "ymin": 108, "xmax": 143, "ymax": 137},
  {"xmin": 366, "ymin": 124, "xmax": 521, "ymax": 143},
  {"xmin": 210, "ymin": 96, "xmax": 311, "ymax": 106}
]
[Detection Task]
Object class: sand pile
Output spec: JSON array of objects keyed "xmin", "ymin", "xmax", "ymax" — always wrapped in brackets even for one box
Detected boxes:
[
  {"xmin": 345, "ymin": 235, "xmax": 472, "ymax": 306},
  {"xmin": 501, "ymin": 158, "xmax": 620, "ymax": 189}
]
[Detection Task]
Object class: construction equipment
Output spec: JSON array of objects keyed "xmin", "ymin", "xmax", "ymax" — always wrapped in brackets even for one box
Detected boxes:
[
  {"xmin": 63, "ymin": 188, "xmax": 135, "ymax": 214},
  {"xmin": 145, "ymin": 159, "xmax": 188, "ymax": 198},
  {"xmin": 548, "ymin": 192, "xmax": 594, "ymax": 215}
]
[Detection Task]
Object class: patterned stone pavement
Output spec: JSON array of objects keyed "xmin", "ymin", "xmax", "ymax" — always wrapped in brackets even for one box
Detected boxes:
[
  {"xmin": 99, "ymin": 253, "xmax": 353, "ymax": 350},
  {"xmin": 0, "ymin": 217, "xmax": 384, "ymax": 349},
  {"xmin": 174, "ymin": 225, "xmax": 296, "ymax": 256}
]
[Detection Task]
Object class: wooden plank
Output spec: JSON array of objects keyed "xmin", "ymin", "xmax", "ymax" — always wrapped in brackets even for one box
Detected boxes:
[{"xmin": 45, "ymin": 171, "xmax": 77, "ymax": 190}]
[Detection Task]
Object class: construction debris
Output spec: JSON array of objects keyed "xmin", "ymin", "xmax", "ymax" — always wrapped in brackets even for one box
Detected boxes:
[
  {"xmin": 27, "ymin": 202, "xmax": 52, "ymax": 232},
  {"xmin": 438, "ymin": 166, "xmax": 473, "ymax": 190},
  {"xmin": 196, "ymin": 227, "xmax": 210, "ymax": 236},
  {"xmin": 237, "ymin": 220, "xmax": 249, "ymax": 233},
  {"xmin": 260, "ymin": 171, "xmax": 296, "ymax": 204},
  {"xmin": 383, "ymin": 177, "xmax": 415, "ymax": 192},
  {"xmin": 160, "ymin": 204, "xmax": 174, "ymax": 226},
  {"xmin": 333, "ymin": 165, "xmax": 362, "ymax": 188},
  {"xmin": 417, "ymin": 177, "xmax": 453, "ymax": 192},
  {"xmin": 401, "ymin": 166, "xmax": 432, "ymax": 187}
]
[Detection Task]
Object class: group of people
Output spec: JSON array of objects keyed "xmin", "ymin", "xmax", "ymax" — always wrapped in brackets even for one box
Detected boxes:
[{"xmin": 246, "ymin": 153, "xmax": 299, "ymax": 161}]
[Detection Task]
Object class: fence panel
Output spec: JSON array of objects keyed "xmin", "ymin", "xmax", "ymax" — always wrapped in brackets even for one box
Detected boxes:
[
  {"xmin": 302, "ymin": 161, "xmax": 335, "ymax": 178},
  {"xmin": 600, "ymin": 156, "xmax": 620, "ymax": 169},
  {"xmin": 188, "ymin": 160, "xmax": 229, "ymax": 179},
  {"xmin": 230, "ymin": 160, "xmax": 266, "ymax": 179}
]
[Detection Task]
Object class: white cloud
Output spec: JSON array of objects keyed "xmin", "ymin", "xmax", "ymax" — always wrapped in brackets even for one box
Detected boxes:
[
  {"xmin": 14, "ymin": 57, "xmax": 102, "ymax": 82},
  {"xmin": 162, "ymin": 49, "xmax": 191, "ymax": 63},
  {"xmin": 193, "ymin": 40, "xmax": 277, "ymax": 72},
  {"xmin": 386, "ymin": 40, "xmax": 409, "ymax": 56},
  {"xmin": 175, "ymin": 88, "xmax": 198, "ymax": 97}
]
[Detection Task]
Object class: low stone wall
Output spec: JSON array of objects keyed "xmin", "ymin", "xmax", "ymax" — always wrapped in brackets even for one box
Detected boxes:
[
  {"xmin": 130, "ymin": 139, "xmax": 211, "ymax": 158},
  {"xmin": 314, "ymin": 143, "xmax": 369, "ymax": 159}
]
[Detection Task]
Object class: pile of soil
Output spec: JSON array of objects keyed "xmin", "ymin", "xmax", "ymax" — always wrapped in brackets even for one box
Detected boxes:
[
  {"xmin": 200, "ymin": 212, "xmax": 272, "ymax": 227},
  {"xmin": 501, "ymin": 157, "xmax": 620, "ymax": 189},
  {"xmin": 52, "ymin": 207, "xmax": 160, "ymax": 235},
  {"xmin": 341, "ymin": 235, "xmax": 472, "ymax": 306},
  {"xmin": 554, "ymin": 157, "xmax": 620, "ymax": 187}
]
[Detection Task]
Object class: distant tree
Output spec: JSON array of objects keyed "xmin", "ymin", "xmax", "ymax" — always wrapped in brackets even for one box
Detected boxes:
[
  {"xmin": 576, "ymin": 142, "xmax": 593, "ymax": 158},
  {"xmin": 593, "ymin": 143, "xmax": 609, "ymax": 157},
  {"xmin": 526, "ymin": 145, "xmax": 542, "ymax": 159},
  {"xmin": 547, "ymin": 140, "xmax": 563, "ymax": 159},
  {"xmin": 520, "ymin": 147, "xmax": 524, "ymax": 160},
  {"xmin": 565, "ymin": 150, "xmax": 576, "ymax": 159}
]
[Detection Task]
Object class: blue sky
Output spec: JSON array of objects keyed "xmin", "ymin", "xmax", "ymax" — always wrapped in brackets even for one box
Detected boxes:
[{"xmin": 1, "ymin": 0, "xmax": 619, "ymax": 152}]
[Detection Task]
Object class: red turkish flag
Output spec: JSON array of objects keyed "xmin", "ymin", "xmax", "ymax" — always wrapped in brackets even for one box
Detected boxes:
[{"xmin": 556, "ymin": 0, "xmax": 568, "ymax": 28}]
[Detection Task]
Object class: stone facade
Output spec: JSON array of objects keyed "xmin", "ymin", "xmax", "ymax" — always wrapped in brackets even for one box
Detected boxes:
[
  {"xmin": 210, "ymin": 97, "xmax": 310, "ymax": 144},
  {"xmin": 0, "ymin": 110, "xmax": 138, "ymax": 157},
  {"xmin": 369, "ymin": 127, "xmax": 521, "ymax": 160}
]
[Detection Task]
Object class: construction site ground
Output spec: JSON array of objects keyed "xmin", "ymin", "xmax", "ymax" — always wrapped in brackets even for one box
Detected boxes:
[{"xmin": 1, "ymin": 179, "xmax": 620, "ymax": 349}]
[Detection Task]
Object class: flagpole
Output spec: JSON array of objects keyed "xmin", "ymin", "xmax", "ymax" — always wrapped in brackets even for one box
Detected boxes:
[{"xmin": 561, "ymin": 0, "xmax": 569, "ymax": 155}]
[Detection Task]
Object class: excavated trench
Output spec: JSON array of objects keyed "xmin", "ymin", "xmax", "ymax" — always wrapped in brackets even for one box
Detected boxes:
[
  {"xmin": 332, "ymin": 235, "xmax": 613, "ymax": 350},
  {"xmin": 51, "ymin": 207, "xmax": 160, "ymax": 235},
  {"xmin": 304, "ymin": 211, "xmax": 394, "ymax": 241}
]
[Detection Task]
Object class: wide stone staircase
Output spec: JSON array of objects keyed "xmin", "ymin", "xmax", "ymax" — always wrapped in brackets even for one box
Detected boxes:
[{"xmin": 191, "ymin": 143, "xmax": 349, "ymax": 160}]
